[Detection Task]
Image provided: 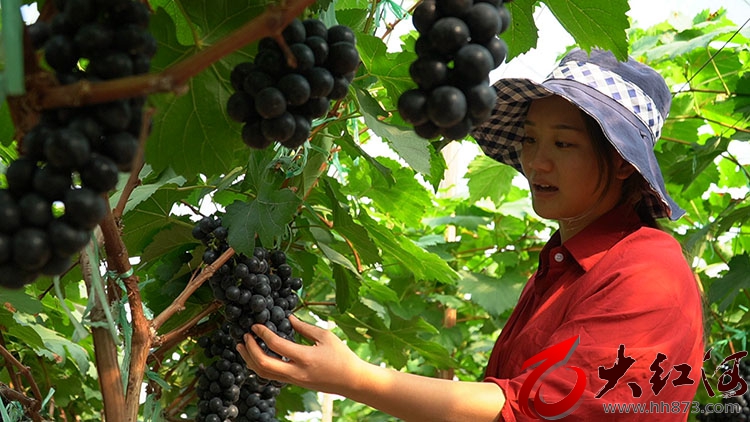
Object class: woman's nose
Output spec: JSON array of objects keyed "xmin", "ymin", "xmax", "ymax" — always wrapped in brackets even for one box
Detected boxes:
[{"xmin": 521, "ymin": 143, "xmax": 553, "ymax": 173}]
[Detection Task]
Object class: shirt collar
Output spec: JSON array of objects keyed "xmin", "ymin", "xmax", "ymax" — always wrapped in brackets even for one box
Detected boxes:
[{"xmin": 543, "ymin": 204, "xmax": 644, "ymax": 272}]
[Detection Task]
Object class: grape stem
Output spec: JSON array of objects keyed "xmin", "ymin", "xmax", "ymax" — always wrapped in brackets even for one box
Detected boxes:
[
  {"xmin": 0, "ymin": 383, "xmax": 43, "ymax": 422},
  {"xmin": 32, "ymin": 0, "xmax": 317, "ymax": 110},
  {"xmin": 0, "ymin": 347, "xmax": 44, "ymax": 421},
  {"xmin": 0, "ymin": 333, "xmax": 22, "ymax": 399},
  {"xmin": 113, "ymin": 107, "xmax": 155, "ymax": 221},
  {"xmin": 151, "ymin": 247, "xmax": 236, "ymax": 331},
  {"xmin": 80, "ymin": 237, "xmax": 126, "ymax": 422},
  {"xmin": 152, "ymin": 301, "xmax": 222, "ymax": 353}
]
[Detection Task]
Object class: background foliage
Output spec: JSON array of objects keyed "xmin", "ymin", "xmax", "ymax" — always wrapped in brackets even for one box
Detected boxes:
[{"xmin": 0, "ymin": 0, "xmax": 748, "ymax": 420}]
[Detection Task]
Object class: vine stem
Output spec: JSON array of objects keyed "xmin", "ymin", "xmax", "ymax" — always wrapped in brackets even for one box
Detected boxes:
[
  {"xmin": 33, "ymin": 0, "xmax": 317, "ymax": 110},
  {"xmin": 152, "ymin": 301, "xmax": 223, "ymax": 356},
  {"xmin": 0, "ymin": 346, "xmax": 43, "ymax": 420},
  {"xmin": 0, "ymin": 333, "xmax": 22, "ymax": 393},
  {"xmin": 0, "ymin": 383, "xmax": 42, "ymax": 422},
  {"xmin": 152, "ymin": 247, "xmax": 236, "ymax": 331},
  {"xmin": 113, "ymin": 107, "xmax": 156, "ymax": 220},
  {"xmin": 80, "ymin": 236, "xmax": 126, "ymax": 422}
]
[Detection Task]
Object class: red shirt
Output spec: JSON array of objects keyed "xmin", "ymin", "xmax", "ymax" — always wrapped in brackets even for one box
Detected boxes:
[{"xmin": 484, "ymin": 205, "xmax": 704, "ymax": 421}]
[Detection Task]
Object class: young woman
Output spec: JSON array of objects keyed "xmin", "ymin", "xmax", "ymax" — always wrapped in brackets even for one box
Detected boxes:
[{"xmin": 237, "ymin": 48, "xmax": 705, "ymax": 421}]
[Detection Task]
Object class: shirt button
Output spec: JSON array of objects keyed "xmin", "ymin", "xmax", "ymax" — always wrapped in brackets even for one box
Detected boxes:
[{"xmin": 554, "ymin": 252, "xmax": 565, "ymax": 262}]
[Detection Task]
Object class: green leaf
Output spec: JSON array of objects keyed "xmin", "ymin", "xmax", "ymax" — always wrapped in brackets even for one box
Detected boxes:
[
  {"xmin": 114, "ymin": 166, "xmax": 187, "ymax": 215},
  {"xmin": 358, "ymin": 33, "xmax": 415, "ymax": 104},
  {"xmin": 708, "ymin": 254, "xmax": 750, "ymax": 312},
  {"xmin": 333, "ymin": 264, "xmax": 361, "ymax": 312},
  {"xmin": 324, "ymin": 179, "xmax": 381, "ymax": 265},
  {"xmin": 0, "ymin": 100, "xmax": 14, "ymax": 147},
  {"xmin": 0, "ymin": 287, "xmax": 43, "ymax": 314},
  {"xmin": 141, "ymin": 223, "xmax": 196, "ymax": 263},
  {"xmin": 224, "ymin": 187, "xmax": 301, "ymax": 255},
  {"xmin": 645, "ymin": 27, "xmax": 739, "ymax": 61},
  {"xmin": 362, "ymin": 113, "xmax": 432, "ymax": 175},
  {"xmin": 467, "ymin": 155, "xmax": 518, "ymax": 205},
  {"xmin": 145, "ymin": 370, "xmax": 172, "ymax": 391},
  {"xmin": 545, "ymin": 0, "xmax": 630, "ymax": 60},
  {"xmin": 458, "ymin": 270, "xmax": 525, "ymax": 316},
  {"xmin": 12, "ymin": 313, "xmax": 91, "ymax": 373},
  {"xmin": 146, "ymin": 7, "xmax": 250, "ymax": 179},
  {"xmin": 121, "ymin": 186, "xmax": 192, "ymax": 254},
  {"xmin": 504, "ymin": 0, "xmax": 539, "ymax": 61},
  {"xmin": 334, "ymin": 129, "xmax": 395, "ymax": 185},
  {"xmin": 346, "ymin": 157, "xmax": 432, "ymax": 228},
  {"xmin": 359, "ymin": 210, "xmax": 459, "ymax": 285},
  {"xmin": 317, "ymin": 242, "xmax": 360, "ymax": 277},
  {"xmin": 354, "ymin": 86, "xmax": 388, "ymax": 119}
]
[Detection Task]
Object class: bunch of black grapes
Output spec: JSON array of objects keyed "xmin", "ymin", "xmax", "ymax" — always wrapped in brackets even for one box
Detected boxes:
[
  {"xmin": 398, "ymin": 0, "xmax": 511, "ymax": 140},
  {"xmin": 196, "ymin": 325, "xmax": 284, "ymax": 422},
  {"xmin": 192, "ymin": 215, "xmax": 303, "ymax": 421},
  {"xmin": 697, "ymin": 359, "xmax": 750, "ymax": 421},
  {"xmin": 196, "ymin": 324, "xmax": 246, "ymax": 422},
  {"xmin": 0, "ymin": 0, "xmax": 156, "ymax": 289},
  {"xmin": 226, "ymin": 18, "xmax": 360, "ymax": 150}
]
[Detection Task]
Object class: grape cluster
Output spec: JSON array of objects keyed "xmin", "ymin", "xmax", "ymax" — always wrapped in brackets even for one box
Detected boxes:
[
  {"xmin": 398, "ymin": 0, "xmax": 511, "ymax": 140},
  {"xmin": 196, "ymin": 324, "xmax": 247, "ymax": 422},
  {"xmin": 0, "ymin": 0, "xmax": 155, "ymax": 289},
  {"xmin": 192, "ymin": 215, "xmax": 303, "ymax": 421},
  {"xmin": 698, "ymin": 359, "xmax": 750, "ymax": 421},
  {"xmin": 226, "ymin": 18, "xmax": 360, "ymax": 149}
]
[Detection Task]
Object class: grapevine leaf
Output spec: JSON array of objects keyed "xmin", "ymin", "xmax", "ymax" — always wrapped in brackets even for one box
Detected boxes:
[
  {"xmin": 141, "ymin": 223, "xmax": 196, "ymax": 263},
  {"xmin": 458, "ymin": 270, "xmax": 525, "ymax": 316},
  {"xmin": 333, "ymin": 8, "xmax": 369, "ymax": 31},
  {"xmin": 545, "ymin": 0, "xmax": 630, "ymax": 60},
  {"xmin": 113, "ymin": 166, "xmax": 187, "ymax": 215},
  {"xmin": 0, "ymin": 287, "xmax": 42, "ymax": 314},
  {"xmin": 466, "ymin": 154, "xmax": 518, "ymax": 205},
  {"xmin": 334, "ymin": 128, "xmax": 395, "ymax": 186},
  {"xmin": 708, "ymin": 254, "xmax": 750, "ymax": 312},
  {"xmin": 121, "ymin": 186, "xmax": 193, "ymax": 254},
  {"xmin": 504, "ymin": 0, "xmax": 539, "ymax": 61},
  {"xmin": 357, "ymin": 34, "xmax": 414, "ymax": 104},
  {"xmin": 354, "ymin": 85, "xmax": 388, "ymax": 118},
  {"xmin": 324, "ymin": 179, "xmax": 381, "ymax": 265},
  {"xmin": 317, "ymin": 242, "xmax": 360, "ymax": 277},
  {"xmin": 359, "ymin": 209, "xmax": 458, "ymax": 285},
  {"xmin": 146, "ymin": 7, "xmax": 249, "ymax": 179},
  {"xmin": 224, "ymin": 187, "xmax": 301, "ymax": 256},
  {"xmin": 13, "ymin": 313, "xmax": 90, "ymax": 373},
  {"xmin": 645, "ymin": 27, "xmax": 739, "ymax": 61},
  {"xmin": 346, "ymin": 158, "xmax": 432, "ymax": 228},
  {"xmin": 362, "ymin": 113, "xmax": 432, "ymax": 175},
  {"xmin": 0, "ymin": 102, "xmax": 13, "ymax": 146},
  {"xmin": 332, "ymin": 263, "xmax": 360, "ymax": 312}
]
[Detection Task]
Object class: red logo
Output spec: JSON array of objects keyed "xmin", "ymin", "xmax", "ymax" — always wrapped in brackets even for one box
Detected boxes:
[
  {"xmin": 517, "ymin": 338, "xmax": 748, "ymax": 420},
  {"xmin": 518, "ymin": 336, "xmax": 587, "ymax": 420}
]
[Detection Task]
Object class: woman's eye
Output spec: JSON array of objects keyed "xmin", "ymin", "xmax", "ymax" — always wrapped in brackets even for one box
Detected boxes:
[
  {"xmin": 555, "ymin": 141, "xmax": 573, "ymax": 147},
  {"xmin": 521, "ymin": 136, "xmax": 536, "ymax": 144}
]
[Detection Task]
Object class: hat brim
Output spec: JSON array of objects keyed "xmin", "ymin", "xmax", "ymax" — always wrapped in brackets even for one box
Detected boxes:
[{"xmin": 471, "ymin": 78, "xmax": 685, "ymax": 220}]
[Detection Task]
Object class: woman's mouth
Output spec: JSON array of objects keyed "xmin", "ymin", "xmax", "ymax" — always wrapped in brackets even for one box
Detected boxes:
[{"xmin": 533, "ymin": 183, "xmax": 558, "ymax": 193}]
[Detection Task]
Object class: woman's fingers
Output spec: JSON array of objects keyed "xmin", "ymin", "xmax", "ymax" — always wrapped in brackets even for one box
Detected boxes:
[
  {"xmin": 289, "ymin": 315, "xmax": 327, "ymax": 342},
  {"xmin": 237, "ymin": 331, "xmax": 295, "ymax": 382}
]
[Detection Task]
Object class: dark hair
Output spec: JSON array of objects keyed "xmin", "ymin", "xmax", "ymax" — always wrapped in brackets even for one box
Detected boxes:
[{"xmin": 581, "ymin": 112, "xmax": 661, "ymax": 229}]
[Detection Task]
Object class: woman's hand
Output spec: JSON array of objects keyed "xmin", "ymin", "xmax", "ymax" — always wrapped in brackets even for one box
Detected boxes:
[
  {"xmin": 235, "ymin": 315, "xmax": 366, "ymax": 395},
  {"xmin": 237, "ymin": 315, "xmax": 505, "ymax": 422}
]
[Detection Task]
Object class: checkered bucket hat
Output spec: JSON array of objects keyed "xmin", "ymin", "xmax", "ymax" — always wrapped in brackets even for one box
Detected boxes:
[{"xmin": 471, "ymin": 48, "xmax": 685, "ymax": 220}]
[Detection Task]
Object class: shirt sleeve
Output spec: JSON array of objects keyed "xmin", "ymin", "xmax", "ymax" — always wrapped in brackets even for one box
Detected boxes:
[{"xmin": 485, "ymin": 231, "xmax": 704, "ymax": 421}]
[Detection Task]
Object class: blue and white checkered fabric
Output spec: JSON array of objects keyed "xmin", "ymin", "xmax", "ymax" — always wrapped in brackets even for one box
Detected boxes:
[{"xmin": 549, "ymin": 62, "xmax": 664, "ymax": 145}]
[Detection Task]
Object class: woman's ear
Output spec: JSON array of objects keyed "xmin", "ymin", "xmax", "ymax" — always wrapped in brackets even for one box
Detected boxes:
[{"xmin": 615, "ymin": 159, "xmax": 636, "ymax": 180}]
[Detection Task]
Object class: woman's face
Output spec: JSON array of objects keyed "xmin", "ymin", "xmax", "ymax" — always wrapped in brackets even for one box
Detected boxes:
[{"xmin": 520, "ymin": 95, "xmax": 628, "ymax": 241}]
